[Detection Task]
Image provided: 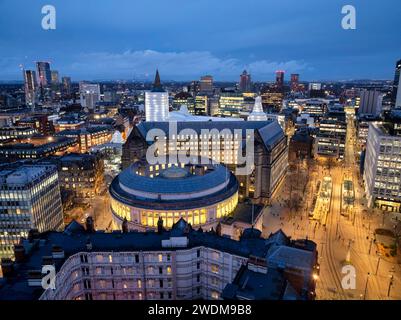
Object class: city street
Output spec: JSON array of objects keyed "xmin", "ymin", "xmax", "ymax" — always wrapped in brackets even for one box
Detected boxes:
[{"xmin": 262, "ymin": 115, "xmax": 401, "ymax": 300}]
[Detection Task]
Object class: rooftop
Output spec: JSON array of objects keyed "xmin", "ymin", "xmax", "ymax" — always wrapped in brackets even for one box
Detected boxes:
[{"xmin": 0, "ymin": 220, "xmax": 317, "ymax": 300}]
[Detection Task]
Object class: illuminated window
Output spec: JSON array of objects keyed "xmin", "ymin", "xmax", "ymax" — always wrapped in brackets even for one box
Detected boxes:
[
  {"xmin": 158, "ymin": 254, "xmax": 163, "ymax": 262},
  {"xmin": 137, "ymin": 280, "xmax": 142, "ymax": 288},
  {"xmin": 167, "ymin": 266, "xmax": 172, "ymax": 274},
  {"xmin": 211, "ymin": 264, "xmax": 219, "ymax": 274}
]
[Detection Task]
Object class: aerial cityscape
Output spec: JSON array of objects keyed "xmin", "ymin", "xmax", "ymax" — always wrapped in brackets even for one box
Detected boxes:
[{"xmin": 0, "ymin": 0, "xmax": 401, "ymax": 304}]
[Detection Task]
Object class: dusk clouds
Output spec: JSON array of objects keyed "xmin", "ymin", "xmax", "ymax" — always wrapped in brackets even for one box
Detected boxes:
[
  {"xmin": 0, "ymin": 0, "xmax": 400, "ymax": 81},
  {"xmin": 68, "ymin": 50, "xmax": 309, "ymax": 81}
]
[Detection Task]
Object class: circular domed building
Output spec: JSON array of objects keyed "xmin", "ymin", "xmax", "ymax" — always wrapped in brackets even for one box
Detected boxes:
[{"xmin": 109, "ymin": 161, "xmax": 238, "ymax": 231}]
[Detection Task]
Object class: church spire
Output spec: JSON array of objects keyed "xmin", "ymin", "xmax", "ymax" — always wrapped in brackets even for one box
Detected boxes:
[{"xmin": 153, "ymin": 69, "xmax": 162, "ymax": 90}]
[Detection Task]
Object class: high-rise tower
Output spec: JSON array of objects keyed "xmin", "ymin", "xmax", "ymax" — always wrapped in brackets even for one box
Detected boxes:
[
  {"xmin": 145, "ymin": 70, "xmax": 169, "ymax": 122},
  {"xmin": 23, "ymin": 70, "xmax": 37, "ymax": 107},
  {"xmin": 36, "ymin": 61, "xmax": 52, "ymax": 87},
  {"xmin": 239, "ymin": 70, "xmax": 252, "ymax": 92}
]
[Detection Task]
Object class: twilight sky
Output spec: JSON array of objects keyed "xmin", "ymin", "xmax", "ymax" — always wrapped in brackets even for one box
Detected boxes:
[{"xmin": 0, "ymin": 0, "xmax": 400, "ymax": 81}]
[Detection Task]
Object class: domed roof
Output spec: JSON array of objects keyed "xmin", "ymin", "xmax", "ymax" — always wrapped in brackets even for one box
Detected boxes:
[{"xmin": 160, "ymin": 167, "xmax": 190, "ymax": 179}]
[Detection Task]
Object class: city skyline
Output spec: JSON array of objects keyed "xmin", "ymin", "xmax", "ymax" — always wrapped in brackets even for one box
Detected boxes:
[{"xmin": 0, "ymin": 0, "xmax": 400, "ymax": 81}]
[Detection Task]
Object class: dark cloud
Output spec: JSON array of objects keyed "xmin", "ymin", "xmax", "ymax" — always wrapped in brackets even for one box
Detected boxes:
[{"xmin": 0, "ymin": 0, "xmax": 400, "ymax": 80}]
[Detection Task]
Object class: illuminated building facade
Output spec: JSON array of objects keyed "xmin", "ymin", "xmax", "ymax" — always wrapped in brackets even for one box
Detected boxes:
[
  {"xmin": 56, "ymin": 153, "xmax": 104, "ymax": 199},
  {"xmin": 0, "ymin": 127, "xmax": 37, "ymax": 141},
  {"xmin": 0, "ymin": 222, "xmax": 317, "ymax": 301},
  {"xmin": 261, "ymin": 90, "xmax": 284, "ymax": 112},
  {"xmin": 315, "ymin": 107, "xmax": 347, "ymax": 159},
  {"xmin": 56, "ymin": 126, "xmax": 112, "ymax": 153},
  {"xmin": 23, "ymin": 70, "xmax": 37, "ymax": 106},
  {"xmin": 36, "ymin": 62, "xmax": 52, "ymax": 87},
  {"xmin": 290, "ymin": 74, "xmax": 299, "ymax": 92},
  {"xmin": 248, "ymin": 96, "xmax": 267, "ymax": 121},
  {"xmin": 300, "ymin": 99, "xmax": 327, "ymax": 120},
  {"xmin": 79, "ymin": 83, "xmax": 101, "ymax": 110},
  {"xmin": 200, "ymin": 75, "xmax": 213, "ymax": 93},
  {"xmin": 145, "ymin": 70, "xmax": 169, "ymax": 121},
  {"xmin": 15, "ymin": 115, "xmax": 55, "ymax": 135},
  {"xmin": 54, "ymin": 117, "xmax": 85, "ymax": 133},
  {"xmin": 122, "ymin": 121, "xmax": 288, "ymax": 204},
  {"xmin": 0, "ymin": 136, "xmax": 77, "ymax": 163},
  {"xmin": 364, "ymin": 122, "xmax": 401, "ymax": 212},
  {"xmin": 109, "ymin": 161, "xmax": 238, "ymax": 231},
  {"xmin": 218, "ymin": 93, "xmax": 245, "ymax": 117},
  {"xmin": 172, "ymin": 92, "xmax": 194, "ymax": 112},
  {"xmin": 0, "ymin": 164, "xmax": 63, "ymax": 258},
  {"xmin": 194, "ymin": 95, "xmax": 208, "ymax": 115}
]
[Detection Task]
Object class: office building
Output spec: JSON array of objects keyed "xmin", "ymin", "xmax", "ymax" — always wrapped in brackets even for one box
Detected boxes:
[
  {"xmin": 0, "ymin": 164, "xmax": 63, "ymax": 258},
  {"xmin": 90, "ymin": 142, "xmax": 122, "ymax": 184},
  {"xmin": 239, "ymin": 70, "xmax": 252, "ymax": 92},
  {"xmin": 0, "ymin": 136, "xmax": 77, "ymax": 163},
  {"xmin": 358, "ymin": 90, "xmax": 383, "ymax": 117},
  {"xmin": 36, "ymin": 62, "xmax": 52, "ymax": 87},
  {"xmin": 290, "ymin": 74, "xmax": 300, "ymax": 92},
  {"xmin": 275, "ymin": 71, "xmax": 285, "ymax": 90},
  {"xmin": 23, "ymin": 70, "xmax": 37, "ymax": 107},
  {"xmin": 56, "ymin": 126, "xmax": 112, "ymax": 153},
  {"xmin": 308, "ymin": 83, "xmax": 322, "ymax": 91},
  {"xmin": 0, "ymin": 221, "xmax": 318, "ymax": 300},
  {"xmin": 300, "ymin": 99, "xmax": 327, "ymax": 120},
  {"xmin": 56, "ymin": 153, "xmax": 104, "ymax": 199},
  {"xmin": 51, "ymin": 71, "xmax": 59, "ymax": 85},
  {"xmin": 54, "ymin": 116, "xmax": 86, "ymax": 133},
  {"xmin": 194, "ymin": 95, "xmax": 208, "ymax": 115},
  {"xmin": 172, "ymin": 92, "xmax": 194, "ymax": 112},
  {"xmin": 145, "ymin": 70, "xmax": 169, "ymax": 122},
  {"xmin": 315, "ymin": 106, "xmax": 347, "ymax": 159},
  {"xmin": 15, "ymin": 115, "xmax": 55, "ymax": 135},
  {"xmin": 364, "ymin": 121, "xmax": 401, "ymax": 212},
  {"xmin": 0, "ymin": 127, "xmax": 37, "ymax": 141},
  {"xmin": 200, "ymin": 75, "xmax": 213, "ymax": 93},
  {"xmin": 62, "ymin": 77, "xmax": 72, "ymax": 96},
  {"xmin": 79, "ymin": 83, "xmax": 101, "ymax": 110},
  {"xmin": 218, "ymin": 93, "xmax": 245, "ymax": 117},
  {"xmin": 391, "ymin": 59, "xmax": 401, "ymax": 108},
  {"xmin": 261, "ymin": 89, "xmax": 284, "ymax": 112}
]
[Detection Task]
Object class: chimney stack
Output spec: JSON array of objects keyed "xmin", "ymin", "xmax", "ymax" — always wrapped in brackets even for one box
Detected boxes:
[
  {"xmin": 14, "ymin": 245, "xmax": 26, "ymax": 263},
  {"xmin": 85, "ymin": 216, "xmax": 95, "ymax": 233}
]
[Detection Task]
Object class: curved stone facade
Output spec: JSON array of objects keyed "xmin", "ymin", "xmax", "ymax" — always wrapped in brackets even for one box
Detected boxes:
[{"xmin": 109, "ymin": 161, "xmax": 239, "ymax": 231}]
